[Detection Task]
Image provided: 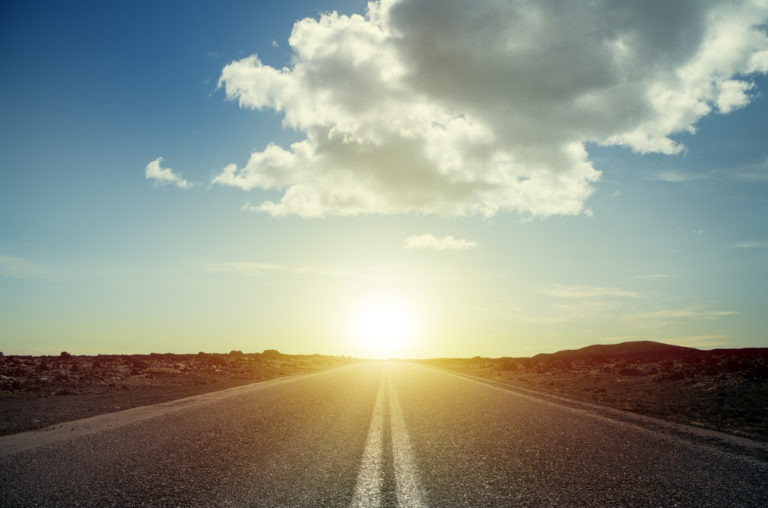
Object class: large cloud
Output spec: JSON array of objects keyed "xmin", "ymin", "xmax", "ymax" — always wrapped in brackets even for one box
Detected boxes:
[{"xmin": 213, "ymin": 0, "xmax": 768, "ymax": 218}]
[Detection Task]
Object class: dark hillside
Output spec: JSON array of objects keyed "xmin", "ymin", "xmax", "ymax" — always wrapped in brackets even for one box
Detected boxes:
[{"xmin": 531, "ymin": 340, "xmax": 699, "ymax": 362}]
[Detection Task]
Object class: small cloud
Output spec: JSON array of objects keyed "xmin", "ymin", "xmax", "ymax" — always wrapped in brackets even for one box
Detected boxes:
[
  {"xmin": 292, "ymin": 265, "xmax": 351, "ymax": 277},
  {"xmin": 634, "ymin": 274, "xmax": 676, "ymax": 279},
  {"xmin": 0, "ymin": 254, "xmax": 60, "ymax": 280},
  {"xmin": 209, "ymin": 262, "xmax": 284, "ymax": 276},
  {"xmin": 731, "ymin": 241, "xmax": 768, "ymax": 248},
  {"xmin": 145, "ymin": 157, "xmax": 193, "ymax": 189},
  {"xmin": 197, "ymin": 260, "xmax": 448, "ymax": 279},
  {"xmin": 271, "ymin": 40, "xmax": 279, "ymax": 48},
  {"xmin": 694, "ymin": 229, "xmax": 705, "ymax": 236},
  {"xmin": 662, "ymin": 335, "xmax": 730, "ymax": 349},
  {"xmin": 540, "ymin": 285, "xmax": 642, "ymax": 299},
  {"xmin": 517, "ymin": 298, "xmax": 623, "ymax": 324},
  {"xmin": 649, "ymin": 170, "xmax": 708, "ymax": 183},
  {"xmin": 623, "ymin": 308, "xmax": 741, "ymax": 321},
  {"xmin": 729, "ymin": 156, "xmax": 768, "ymax": 181},
  {"xmin": 404, "ymin": 234, "xmax": 478, "ymax": 251}
]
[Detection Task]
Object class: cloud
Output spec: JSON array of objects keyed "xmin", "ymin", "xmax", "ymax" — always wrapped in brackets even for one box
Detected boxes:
[
  {"xmin": 634, "ymin": 274, "xmax": 676, "ymax": 280},
  {"xmin": 623, "ymin": 308, "xmax": 741, "ymax": 320},
  {"xmin": 204, "ymin": 261, "xmax": 351, "ymax": 277},
  {"xmin": 199, "ymin": 260, "xmax": 449, "ymax": 278},
  {"xmin": 0, "ymin": 254, "xmax": 59, "ymax": 280},
  {"xmin": 212, "ymin": 0, "xmax": 768, "ymax": 218},
  {"xmin": 731, "ymin": 241, "xmax": 768, "ymax": 248},
  {"xmin": 145, "ymin": 157, "xmax": 193, "ymax": 189},
  {"xmin": 649, "ymin": 170, "xmax": 709, "ymax": 183},
  {"xmin": 515, "ymin": 299, "xmax": 624, "ymax": 324},
  {"xmin": 730, "ymin": 156, "xmax": 768, "ymax": 180},
  {"xmin": 661, "ymin": 335, "xmax": 730, "ymax": 349},
  {"xmin": 208, "ymin": 262, "xmax": 285, "ymax": 276},
  {"xmin": 540, "ymin": 285, "xmax": 642, "ymax": 299},
  {"xmin": 404, "ymin": 233, "xmax": 477, "ymax": 250}
]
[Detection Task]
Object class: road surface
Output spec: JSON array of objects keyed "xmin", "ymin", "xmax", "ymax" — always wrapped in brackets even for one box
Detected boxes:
[{"xmin": 1, "ymin": 362, "xmax": 766, "ymax": 506}]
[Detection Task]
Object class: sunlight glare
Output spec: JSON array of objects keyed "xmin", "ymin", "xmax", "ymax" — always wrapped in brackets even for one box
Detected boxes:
[{"xmin": 350, "ymin": 299, "xmax": 418, "ymax": 359}]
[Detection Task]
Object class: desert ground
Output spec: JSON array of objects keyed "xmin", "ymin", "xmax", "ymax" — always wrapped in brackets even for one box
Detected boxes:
[
  {"xmin": 1, "ymin": 341, "xmax": 766, "ymax": 442},
  {"xmin": 0, "ymin": 350, "xmax": 355, "ymax": 436},
  {"xmin": 418, "ymin": 341, "xmax": 768, "ymax": 442}
]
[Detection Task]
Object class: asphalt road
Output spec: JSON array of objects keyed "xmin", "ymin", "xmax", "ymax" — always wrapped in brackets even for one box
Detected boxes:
[{"xmin": 1, "ymin": 362, "xmax": 766, "ymax": 507}]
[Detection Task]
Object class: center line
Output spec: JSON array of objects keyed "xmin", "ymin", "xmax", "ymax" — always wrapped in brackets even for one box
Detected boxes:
[
  {"xmin": 351, "ymin": 367, "xmax": 428, "ymax": 508},
  {"xmin": 351, "ymin": 372, "xmax": 387, "ymax": 507},
  {"xmin": 388, "ymin": 373, "xmax": 427, "ymax": 507}
]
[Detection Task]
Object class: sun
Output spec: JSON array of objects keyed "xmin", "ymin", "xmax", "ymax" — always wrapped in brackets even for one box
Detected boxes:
[{"xmin": 349, "ymin": 299, "xmax": 418, "ymax": 359}]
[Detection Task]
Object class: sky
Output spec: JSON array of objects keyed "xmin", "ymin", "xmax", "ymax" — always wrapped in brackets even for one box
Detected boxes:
[{"xmin": 1, "ymin": 0, "xmax": 767, "ymax": 358}]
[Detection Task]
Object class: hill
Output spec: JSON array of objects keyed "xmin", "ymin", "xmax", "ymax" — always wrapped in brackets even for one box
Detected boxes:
[
  {"xmin": 530, "ymin": 340, "xmax": 700, "ymax": 362},
  {"xmin": 419, "ymin": 341, "xmax": 768, "ymax": 441}
]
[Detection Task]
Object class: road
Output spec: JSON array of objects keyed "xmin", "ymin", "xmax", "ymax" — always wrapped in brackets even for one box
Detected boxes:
[{"xmin": 1, "ymin": 362, "xmax": 766, "ymax": 506}]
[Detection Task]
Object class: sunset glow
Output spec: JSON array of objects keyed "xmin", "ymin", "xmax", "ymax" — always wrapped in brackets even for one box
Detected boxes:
[{"xmin": 349, "ymin": 299, "xmax": 419, "ymax": 359}]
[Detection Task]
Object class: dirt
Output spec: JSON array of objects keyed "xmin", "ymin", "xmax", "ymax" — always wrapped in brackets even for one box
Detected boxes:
[
  {"xmin": 418, "ymin": 345, "xmax": 768, "ymax": 442},
  {"xmin": 0, "ymin": 350, "xmax": 356, "ymax": 436},
  {"xmin": 3, "ymin": 343, "xmax": 766, "ymax": 443}
]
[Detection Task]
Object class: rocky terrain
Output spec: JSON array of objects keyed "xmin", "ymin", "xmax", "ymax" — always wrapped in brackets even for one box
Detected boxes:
[
  {"xmin": 3, "ymin": 341, "xmax": 766, "ymax": 443},
  {"xmin": 419, "ymin": 341, "xmax": 768, "ymax": 442},
  {"xmin": 0, "ymin": 350, "xmax": 355, "ymax": 436}
]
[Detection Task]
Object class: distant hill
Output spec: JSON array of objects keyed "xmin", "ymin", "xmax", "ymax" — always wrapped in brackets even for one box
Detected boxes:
[{"xmin": 531, "ymin": 340, "xmax": 700, "ymax": 362}]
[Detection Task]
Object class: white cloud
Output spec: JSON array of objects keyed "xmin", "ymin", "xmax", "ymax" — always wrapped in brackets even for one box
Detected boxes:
[
  {"xmin": 213, "ymin": 0, "xmax": 768, "ymax": 218},
  {"xmin": 200, "ymin": 260, "xmax": 449, "ymax": 278},
  {"xmin": 623, "ymin": 308, "xmax": 741, "ymax": 321},
  {"xmin": 209, "ymin": 262, "xmax": 285, "ymax": 276},
  {"xmin": 732, "ymin": 241, "xmax": 768, "ymax": 248},
  {"xmin": 661, "ymin": 335, "xmax": 730, "ymax": 349},
  {"xmin": 145, "ymin": 157, "xmax": 193, "ymax": 189},
  {"xmin": 404, "ymin": 233, "xmax": 477, "ymax": 250},
  {"xmin": 730, "ymin": 156, "xmax": 768, "ymax": 180},
  {"xmin": 540, "ymin": 285, "xmax": 642, "ymax": 299},
  {"xmin": 634, "ymin": 274, "xmax": 676, "ymax": 280},
  {"xmin": 650, "ymin": 170, "xmax": 709, "ymax": 183},
  {"xmin": 515, "ymin": 299, "xmax": 624, "ymax": 324},
  {"xmin": 0, "ymin": 254, "xmax": 59, "ymax": 280}
]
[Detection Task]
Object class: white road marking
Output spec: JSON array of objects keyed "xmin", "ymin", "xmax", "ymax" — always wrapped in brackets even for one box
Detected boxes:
[
  {"xmin": 350, "ymin": 372, "xmax": 387, "ymax": 507},
  {"xmin": 388, "ymin": 372, "xmax": 427, "ymax": 507},
  {"xmin": 351, "ymin": 367, "xmax": 428, "ymax": 507}
]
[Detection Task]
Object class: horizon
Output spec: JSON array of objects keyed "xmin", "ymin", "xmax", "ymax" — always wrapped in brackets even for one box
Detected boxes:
[
  {"xmin": 2, "ymin": 1, "xmax": 768, "ymax": 358},
  {"xmin": 1, "ymin": 338, "xmax": 762, "ymax": 360}
]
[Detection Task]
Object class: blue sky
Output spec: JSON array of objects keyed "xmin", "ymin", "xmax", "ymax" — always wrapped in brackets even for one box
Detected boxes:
[{"xmin": 1, "ymin": 1, "xmax": 767, "ymax": 357}]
